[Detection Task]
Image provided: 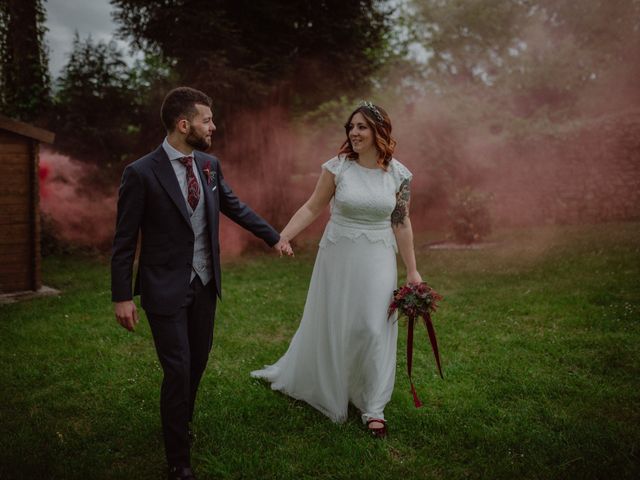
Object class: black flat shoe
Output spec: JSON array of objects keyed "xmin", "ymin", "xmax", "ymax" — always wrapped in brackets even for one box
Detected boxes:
[
  {"xmin": 168, "ymin": 465, "xmax": 196, "ymax": 480},
  {"xmin": 366, "ymin": 418, "xmax": 388, "ymax": 439}
]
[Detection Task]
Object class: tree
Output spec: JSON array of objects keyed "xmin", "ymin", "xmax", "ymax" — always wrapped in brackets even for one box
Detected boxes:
[
  {"xmin": 111, "ymin": 0, "xmax": 395, "ymax": 126},
  {"xmin": 0, "ymin": 0, "xmax": 50, "ymax": 122},
  {"xmin": 406, "ymin": 0, "xmax": 640, "ymax": 118},
  {"xmin": 52, "ymin": 35, "xmax": 144, "ymax": 172}
]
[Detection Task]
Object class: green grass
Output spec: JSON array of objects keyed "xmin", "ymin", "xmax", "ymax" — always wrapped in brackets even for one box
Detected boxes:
[{"xmin": 1, "ymin": 223, "xmax": 639, "ymax": 479}]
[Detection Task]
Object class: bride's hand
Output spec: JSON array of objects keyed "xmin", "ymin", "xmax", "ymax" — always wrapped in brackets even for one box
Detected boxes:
[
  {"xmin": 274, "ymin": 237, "xmax": 294, "ymax": 257},
  {"xmin": 407, "ymin": 270, "xmax": 422, "ymax": 285}
]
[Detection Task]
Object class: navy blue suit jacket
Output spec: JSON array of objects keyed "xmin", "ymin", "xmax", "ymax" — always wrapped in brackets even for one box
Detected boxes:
[{"xmin": 111, "ymin": 146, "xmax": 279, "ymax": 315}]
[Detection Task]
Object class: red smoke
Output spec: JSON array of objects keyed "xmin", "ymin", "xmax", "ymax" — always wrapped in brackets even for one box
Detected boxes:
[
  {"xmin": 40, "ymin": 90, "xmax": 640, "ymax": 257},
  {"xmin": 39, "ymin": 163, "xmax": 51, "ymax": 199},
  {"xmin": 40, "ymin": 8, "xmax": 640, "ymax": 254},
  {"xmin": 213, "ymin": 104, "xmax": 333, "ymax": 253},
  {"xmin": 39, "ymin": 149, "xmax": 117, "ymax": 250},
  {"xmin": 385, "ymin": 8, "xmax": 640, "ymax": 234},
  {"xmin": 38, "ymin": 108, "xmax": 325, "ymax": 257}
]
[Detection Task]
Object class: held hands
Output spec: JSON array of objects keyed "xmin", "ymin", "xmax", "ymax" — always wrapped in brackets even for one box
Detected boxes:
[
  {"xmin": 274, "ymin": 237, "xmax": 294, "ymax": 257},
  {"xmin": 114, "ymin": 300, "xmax": 139, "ymax": 332},
  {"xmin": 407, "ymin": 270, "xmax": 423, "ymax": 285}
]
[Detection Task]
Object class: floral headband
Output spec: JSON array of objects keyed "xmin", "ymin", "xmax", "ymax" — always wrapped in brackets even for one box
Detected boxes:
[{"xmin": 360, "ymin": 100, "xmax": 384, "ymax": 123}]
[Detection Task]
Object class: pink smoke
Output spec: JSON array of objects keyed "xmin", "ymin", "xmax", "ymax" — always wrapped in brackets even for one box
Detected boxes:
[
  {"xmin": 213, "ymin": 104, "xmax": 332, "ymax": 253},
  {"xmin": 40, "ymin": 6, "xmax": 640, "ymax": 254},
  {"xmin": 39, "ymin": 149, "xmax": 117, "ymax": 250},
  {"xmin": 38, "ymin": 107, "xmax": 327, "ymax": 257}
]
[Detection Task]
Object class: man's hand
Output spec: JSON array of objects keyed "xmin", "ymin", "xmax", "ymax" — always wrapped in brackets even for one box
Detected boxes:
[
  {"xmin": 114, "ymin": 300, "xmax": 139, "ymax": 332},
  {"xmin": 274, "ymin": 238, "xmax": 294, "ymax": 257}
]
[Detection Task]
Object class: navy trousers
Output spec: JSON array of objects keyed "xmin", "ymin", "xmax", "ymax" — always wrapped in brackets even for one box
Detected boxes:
[{"xmin": 146, "ymin": 276, "xmax": 216, "ymax": 467}]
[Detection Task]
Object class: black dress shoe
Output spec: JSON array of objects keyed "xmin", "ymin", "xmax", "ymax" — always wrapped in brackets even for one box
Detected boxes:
[{"xmin": 168, "ymin": 465, "xmax": 196, "ymax": 480}]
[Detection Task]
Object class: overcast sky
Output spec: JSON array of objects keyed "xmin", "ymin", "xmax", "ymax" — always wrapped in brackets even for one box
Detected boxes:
[{"xmin": 44, "ymin": 0, "xmax": 132, "ymax": 77}]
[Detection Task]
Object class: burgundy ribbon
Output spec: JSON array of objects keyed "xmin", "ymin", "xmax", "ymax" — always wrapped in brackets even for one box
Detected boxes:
[{"xmin": 405, "ymin": 313, "xmax": 444, "ymax": 408}]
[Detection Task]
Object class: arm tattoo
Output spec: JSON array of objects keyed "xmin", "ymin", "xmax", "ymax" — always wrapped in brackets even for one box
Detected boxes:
[{"xmin": 391, "ymin": 179, "xmax": 411, "ymax": 227}]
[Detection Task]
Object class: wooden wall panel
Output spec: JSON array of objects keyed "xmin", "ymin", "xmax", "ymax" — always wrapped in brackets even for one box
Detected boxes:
[
  {"xmin": 0, "ymin": 143, "xmax": 30, "ymax": 155},
  {"xmin": 0, "ymin": 260, "xmax": 31, "ymax": 273},
  {"xmin": 0, "ymin": 223, "xmax": 29, "ymax": 244},
  {"xmin": 0, "ymin": 130, "xmax": 40, "ymax": 291},
  {"xmin": 0, "ymin": 243, "xmax": 30, "ymax": 265},
  {"xmin": 0, "ymin": 197, "xmax": 26, "ymax": 206},
  {"xmin": 0, "ymin": 163, "xmax": 30, "ymax": 179},
  {"xmin": 31, "ymin": 141, "xmax": 41, "ymax": 290},
  {"xmin": 0, "ymin": 153, "xmax": 31, "ymax": 164},
  {"xmin": 0, "ymin": 174, "xmax": 29, "ymax": 185},
  {"xmin": 0, "ymin": 184, "xmax": 29, "ymax": 196},
  {"xmin": 0, "ymin": 203, "xmax": 30, "ymax": 225},
  {"xmin": 0, "ymin": 271, "xmax": 31, "ymax": 292},
  {"xmin": 0, "ymin": 203, "xmax": 30, "ymax": 215}
]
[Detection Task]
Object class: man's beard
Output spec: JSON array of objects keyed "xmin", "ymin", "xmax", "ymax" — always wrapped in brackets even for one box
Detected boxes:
[{"xmin": 185, "ymin": 129, "xmax": 211, "ymax": 151}]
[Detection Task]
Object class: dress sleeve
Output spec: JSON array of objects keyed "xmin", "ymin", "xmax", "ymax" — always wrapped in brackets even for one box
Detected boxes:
[
  {"xmin": 321, "ymin": 156, "xmax": 345, "ymax": 184},
  {"xmin": 392, "ymin": 159, "xmax": 413, "ymax": 192}
]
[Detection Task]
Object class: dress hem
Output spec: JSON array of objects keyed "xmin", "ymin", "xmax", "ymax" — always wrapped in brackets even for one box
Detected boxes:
[{"xmin": 251, "ymin": 371, "xmax": 348, "ymax": 423}]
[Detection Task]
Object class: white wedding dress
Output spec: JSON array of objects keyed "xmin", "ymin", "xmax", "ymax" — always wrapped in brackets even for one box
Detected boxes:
[{"xmin": 251, "ymin": 155, "xmax": 412, "ymax": 423}]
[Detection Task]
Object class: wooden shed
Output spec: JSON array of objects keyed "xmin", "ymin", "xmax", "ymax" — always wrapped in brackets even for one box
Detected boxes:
[{"xmin": 0, "ymin": 114, "xmax": 54, "ymax": 293}]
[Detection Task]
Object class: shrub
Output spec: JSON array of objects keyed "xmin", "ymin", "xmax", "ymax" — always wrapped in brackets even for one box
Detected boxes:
[{"xmin": 449, "ymin": 187, "xmax": 492, "ymax": 244}]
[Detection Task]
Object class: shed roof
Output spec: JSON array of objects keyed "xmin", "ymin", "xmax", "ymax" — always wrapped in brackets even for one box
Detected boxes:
[{"xmin": 0, "ymin": 113, "xmax": 54, "ymax": 144}]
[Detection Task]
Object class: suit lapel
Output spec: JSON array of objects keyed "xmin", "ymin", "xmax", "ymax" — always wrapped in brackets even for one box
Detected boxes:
[
  {"xmin": 151, "ymin": 146, "xmax": 192, "ymax": 227},
  {"xmin": 194, "ymin": 152, "xmax": 219, "ymax": 217}
]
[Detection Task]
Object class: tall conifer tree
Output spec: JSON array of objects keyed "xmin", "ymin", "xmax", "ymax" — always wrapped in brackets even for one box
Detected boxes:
[{"xmin": 0, "ymin": 0, "xmax": 50, "ymax": 122}]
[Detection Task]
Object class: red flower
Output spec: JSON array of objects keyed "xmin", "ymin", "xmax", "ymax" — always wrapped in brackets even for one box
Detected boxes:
[
  {"xmin": 388, "ymin": 282, "xmax": 442, "ymax": 321},
  {"xmin": 203, "ymin": 160, "xmax": 213, "ymax": 185}
]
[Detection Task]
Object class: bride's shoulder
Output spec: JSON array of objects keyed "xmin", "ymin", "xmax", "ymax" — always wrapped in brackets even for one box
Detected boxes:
[
  {"xmin": 322, "ymin": 154, "xmax": 352, "ymax": 176},
  {"xmin": 389, "ymin": 158, "xmax": 412, "ymax": 181}
]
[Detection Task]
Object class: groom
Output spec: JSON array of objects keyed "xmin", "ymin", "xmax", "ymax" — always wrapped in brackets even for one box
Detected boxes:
[{"xmin": 111, "ymin": 86, "xmax": 291, "ymax": 480}]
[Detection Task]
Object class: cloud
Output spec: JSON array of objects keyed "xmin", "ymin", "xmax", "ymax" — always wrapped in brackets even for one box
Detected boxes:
[{"xmin": 44, "ymin": 0, "xmax": 131, "ymax": 77}]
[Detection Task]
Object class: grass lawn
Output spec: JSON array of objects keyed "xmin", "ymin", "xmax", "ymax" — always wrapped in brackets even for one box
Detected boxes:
[{"xmin": 1, "ymin": 222, "xmax": 639, "ymax": 479}]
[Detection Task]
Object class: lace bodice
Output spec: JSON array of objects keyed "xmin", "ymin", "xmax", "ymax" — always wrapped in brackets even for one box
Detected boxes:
[{"xmin": 319, "ymin": 155, "xmax": 412, "ymax": 251}]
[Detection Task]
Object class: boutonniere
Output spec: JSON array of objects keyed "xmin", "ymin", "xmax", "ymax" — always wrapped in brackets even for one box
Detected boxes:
[{"xmin": 202, "ymin": 161, "xmax": 214, "ymax": 185}]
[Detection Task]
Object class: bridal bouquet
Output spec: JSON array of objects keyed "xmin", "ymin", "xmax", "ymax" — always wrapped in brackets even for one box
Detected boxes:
[{"xmin": 388, "ymin": 282, "xmax": 443, "ymax": 408}]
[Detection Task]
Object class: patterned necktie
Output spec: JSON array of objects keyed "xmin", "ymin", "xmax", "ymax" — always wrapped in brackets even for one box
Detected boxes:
[{"xmin": 179, "ymin": 155, "xmax": 200, "ymax": 210}]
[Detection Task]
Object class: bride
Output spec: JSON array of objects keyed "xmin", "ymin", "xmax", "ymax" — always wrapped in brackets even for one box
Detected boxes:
[{"xmin": 251, "ymin": 101, "xmax": 422, "ymax": 438}]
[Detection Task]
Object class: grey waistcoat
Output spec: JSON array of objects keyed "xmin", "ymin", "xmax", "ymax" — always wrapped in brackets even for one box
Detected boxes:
[{"xmin": 188, "ymin": 191, "xmax": 213, "ymax": 285}]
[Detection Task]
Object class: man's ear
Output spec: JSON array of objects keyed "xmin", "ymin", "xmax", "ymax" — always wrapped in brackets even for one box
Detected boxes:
[{"xmin": 176, "ymin": 117, "xmax": 190, "ymax": 134}]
